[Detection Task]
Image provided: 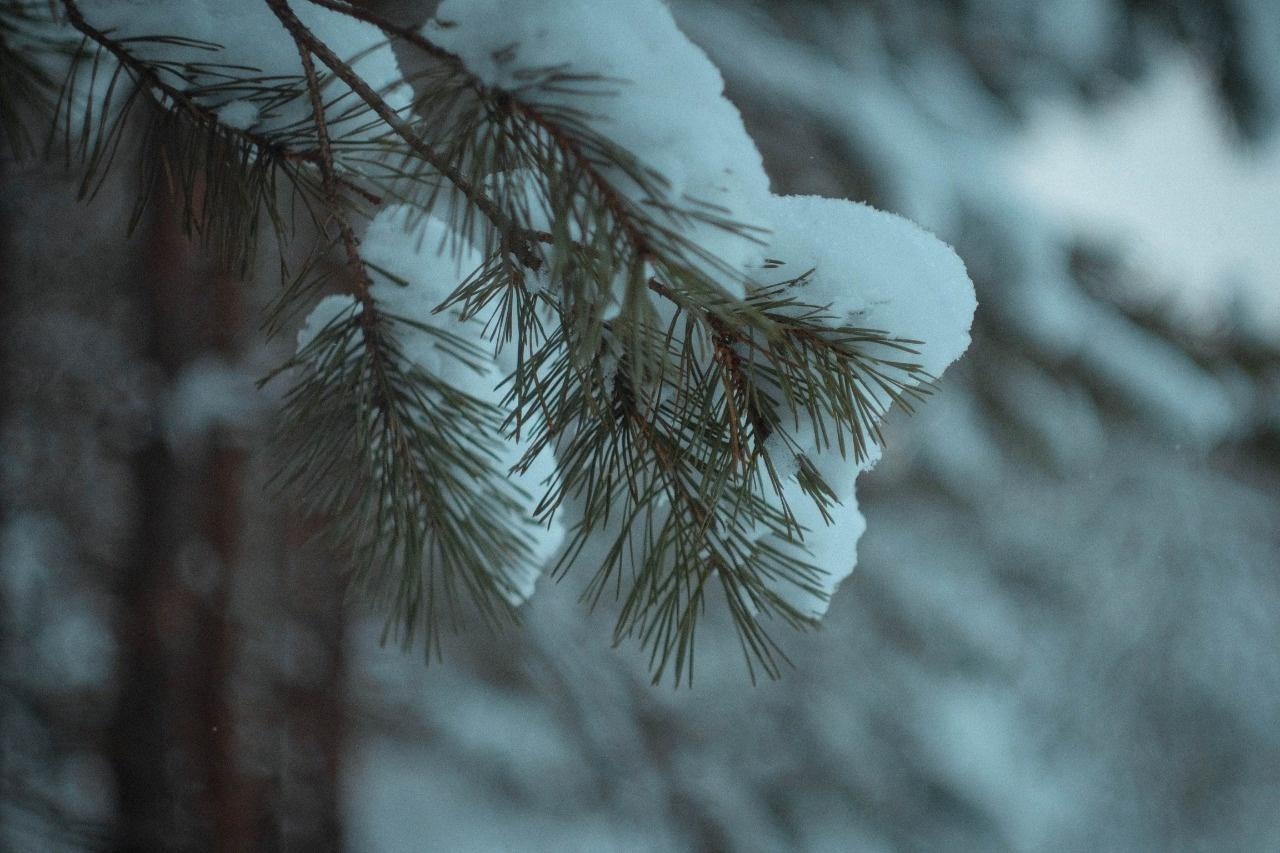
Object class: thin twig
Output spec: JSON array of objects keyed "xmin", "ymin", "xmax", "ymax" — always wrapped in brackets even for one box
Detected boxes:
[
  {"xmin": 288, "ymin": 24, "xmax": 372, "ymax": 305},
  {"xmin": 63, "ymin": 0, "xmax": 302, "ymax": 162},
  {"xmin": 303, "ymin": 0, "xmax": 654, "ymax": 260},
  {"xmin": 265, "ymin": 0, "xmax": 525, "ymax": 251},
  {"xmin": 303, "ymin": 0, "xmax": 469, "ymax": 71},
  {"xmin": 270, "ymin": 0, "xmax": 422, "ymax": 494}
]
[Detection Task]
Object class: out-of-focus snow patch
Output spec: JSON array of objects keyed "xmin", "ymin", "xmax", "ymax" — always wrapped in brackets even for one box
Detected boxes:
[
  {"xmin": 342, "ymin": 617, "xmax": 679, "ymax": 852},
  {"xmin": 162, "ymin": 354, "xmax": 270, "ymax": 456},
  {"xmin": 979, "ymin": 205, "xmax": 1239, "ymax": 446},
  {"xmin": 31, "ymin": 591, "xmax": 115, "ymax": 693},
  {"xmin": 1005, "ymin": 51, "xmax": 1280, "ymax": 337},
  {"xmin": 1234, "ymin": 0, "xmax": 1280, "ymax": 131},
  {"xmin": 964, "ymin": 0, "xmax": 1120, "ymax": 80},
  {"xmin": 54, "ymin": 752, "xmax": 117, "ymax": 825},
  {"xmin": 0, "ymin": 513, "xmax": 69, "ymax": 613},
  {"xmin": 916, "ymin": 681, "xmax": 1081, "ymax": 851},
  {"xmin": 0, "ymin": 514, "xmax": 116, "ymax": 694},
  {"xmin": 343, "ymin": 732, "xmax": 671, "ymax": 853},
  {"xmin": 990, "ymin": 357, "xmax": 1106, "ymax": 470}
]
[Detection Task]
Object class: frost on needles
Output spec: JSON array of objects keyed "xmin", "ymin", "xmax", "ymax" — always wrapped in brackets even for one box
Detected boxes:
[{"xmin": 18, "ymin": 0, "xmax": 976, "ymax": 683}]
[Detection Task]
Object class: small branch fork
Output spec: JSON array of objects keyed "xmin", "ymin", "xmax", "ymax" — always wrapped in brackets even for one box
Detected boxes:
[
  {"xmin": 57, "ymin": 0, "xmax": 691, "ymax": 360},
  {"xmin": 271, "ymin": 0, "xmax": 371, "ymax": 307},
  {"xmin": 59, "ymin": 0, "xmax": 294, "ymax": 162},
  {"xmin": 264, "ymin": 0, "xmax": 538, "ymax": 254},
  {"xmin": 301, "ymin": 0, "xmax": 654, "ymax": 260},
  {"xmin": 58, "ymin": 0, "xmax": 382, "ymax": 206}
]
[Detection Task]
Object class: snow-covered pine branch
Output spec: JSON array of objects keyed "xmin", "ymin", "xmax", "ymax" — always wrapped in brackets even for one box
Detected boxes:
[{"xmin": 3, "ymin": 0, "xmax": 976, "ymax": 683}]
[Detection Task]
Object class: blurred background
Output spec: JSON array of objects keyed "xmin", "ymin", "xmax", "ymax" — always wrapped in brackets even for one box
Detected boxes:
[{"xmin": 3, "ymin": 0, "xmax": 1278, "ymax": 850}]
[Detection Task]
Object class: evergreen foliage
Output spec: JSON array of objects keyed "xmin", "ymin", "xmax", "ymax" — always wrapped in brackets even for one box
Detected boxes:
[{"xmin": 0, "ymin": 0, "xmax": 946, "ymax": 683}]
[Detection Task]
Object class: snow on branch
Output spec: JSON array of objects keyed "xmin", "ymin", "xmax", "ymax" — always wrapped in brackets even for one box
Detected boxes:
[{"xmin": 7, "ymin": 0, "xmax": 976, "ymax": 683}]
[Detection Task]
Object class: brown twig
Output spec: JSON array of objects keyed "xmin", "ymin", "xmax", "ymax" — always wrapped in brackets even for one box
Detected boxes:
[
  {"xmin": 266, "ymin": 0, "xmax": 439, "ymax": 513},
  {"xmin": 286, "ymin": 22, "xmax": 373, "ymax": 306},
  {"xmin": 647, "ymin": 277, "xmax": 771, "ymax": 452},
  {"xmin": 300, "ymin": 0, "xmax": 654, "ymax": 260},
  {"xmin": 302, "ymin": 0, "xmax": 470, "ymax": 71},
  {"xmin": 265, "ymin": 0, "xmax": 527, "ymax": 248},
  {"xmin": 62, "ymin": 0, "xmax": 304, "ymax": 163}
]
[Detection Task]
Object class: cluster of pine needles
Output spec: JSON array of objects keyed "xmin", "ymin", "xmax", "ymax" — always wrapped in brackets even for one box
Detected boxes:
[{"xmin": 1, "ymin": 0, "xmax": 932, "ymax": 684}]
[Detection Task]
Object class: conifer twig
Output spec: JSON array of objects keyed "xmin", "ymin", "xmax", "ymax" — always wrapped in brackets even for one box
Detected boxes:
[
  {"xmin": 264, "ymin": 0, "xmax": 538, "ymax": 262},
  {"xmin": 283, "ymin": 15, "xmax": 370, "ymax": 305},
  {"xmin": 59, "ymin": 0, "xmax": 380, "ymax": 207},
  {"xmin": 61, "ymin": 0, "xmax": 303, "ymax": 164},
  {"xmin": 24, "ymin": 0, "xmax": 942, "ymax": 683},
  {"xmin": 302, "ymin": 0, "xmax": 671, "ymax": 264}
]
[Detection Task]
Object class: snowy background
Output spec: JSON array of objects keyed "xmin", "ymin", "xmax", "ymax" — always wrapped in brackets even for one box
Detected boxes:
[{"xmin": 3, "ymin": 0, "xmax": 1279, "ymax": 851}]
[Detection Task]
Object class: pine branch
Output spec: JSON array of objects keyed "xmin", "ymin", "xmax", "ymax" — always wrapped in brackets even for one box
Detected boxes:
[
  {"xmin": 294, "ymin": 0, "xmax": 755, "ymax": 301},
  {"xmin": 16, "ymin": 0, "xmax": 949, "ymax": 683},
  {"xmin": 281, "ymin": 7, "xmax": 371, "ymax": 306},
  {"xmin": 273, "ymin": 310, "xmax": 540, "ymax": 655},
  {"xmin": 62, "ymin": 0, "xmax": 310, "ymax": 166},
  {"xmin": 264, "ymin": 0, "xmax": 549, "ymax": 652},
  {"xmin": 54, "ymin": 0, "xmax": 353, "ymax": 271},
  {"xmin": 265, "ymin": 0, "xmax": 528, "ymax": 253}
]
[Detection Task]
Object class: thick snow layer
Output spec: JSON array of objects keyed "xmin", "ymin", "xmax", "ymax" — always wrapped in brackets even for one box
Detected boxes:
[
  {"xmin": 742, "ymin": 196, "xmax": 974, "ymax": 615},
  {"xmin": 0, "ymin": 515, "xmax": 115, "ymax": 693},
  {"xmin": 76, "ymin": 0, "xmax": 410, "ymax": 135},
  {"xmin": 428, "ymin": 0, "xmax": 771, "ymax": 297},
  {"xmin": 361, "ymin": 204, "xmax": 486, "ymax": 380},
  {"xmin": 750, "ymin": 434, "xmax": 885, "ymax": 619},
  {"xmin": 756, "ymin": 194, "xmax": 977, "ymax": 381},
  {"xmin": 763, "ymin": 470, "xmax": 867, "ymax": 620}
]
